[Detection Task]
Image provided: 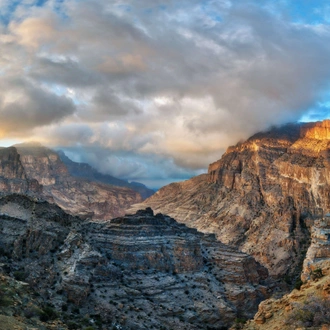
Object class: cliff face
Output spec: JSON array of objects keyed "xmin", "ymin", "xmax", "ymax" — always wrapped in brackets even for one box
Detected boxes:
[
  {"xmin": 301, "ymin": 215, "xmax": 330, "ymax": 282},
  {"xmin": 15, "ymin": 143, "xmax": 69, "ymax": 186},
  {"xmin": 0, "ymin": 143, "xmax": 142, "ymax": 220},
  {"xmin": 0, "ymin": 195, "xmax": 270, "ymax": 330},
  {"xmin": 0, "ymin": 147, "xmax": 42, "ymax": 195},
  {"xmin": 128, "ymin": 120, "xmax": 330, "ymax": 278}
]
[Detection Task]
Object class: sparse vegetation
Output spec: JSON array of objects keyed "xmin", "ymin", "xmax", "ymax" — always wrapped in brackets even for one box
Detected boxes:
[
  {"xmin": 294, "ymin": 278, "xmax": 303, "ymax": 290},
  {"xmin": 39, "ymin": 305, "xmax": 58, "ymax": 322},
  {"xmin": 0, "ymin": 288, "xmax": 12, "ymax": 307},
  {"xmin": 13, "ymin": 270, "xmax": 27, "ymax": 281},
  {"xmin": 285, "ymin": 296, "xmax": 330, "ymax": 328},
  {"xmin": 310, "ymin": 268, "xmax": 323, "ymax": 280}
]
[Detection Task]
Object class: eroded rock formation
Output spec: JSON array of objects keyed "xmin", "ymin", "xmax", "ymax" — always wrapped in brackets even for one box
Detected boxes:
[
  {"xmin": 241, "ymin": 260, "xmax": 330, "ymax": 330},
  {"xmin": 128, "ymin": 120, "xmax": 330, "ymax": 278},
  {"xmin": 0, "ymin": 195, "xmax": 270, "ymax": 329},
  {"xmin": 0, "ymin": 143, "xmax": 143, "ymax": 220},
  {"xmin": 302, "ymin": 214, "xmax": 330, "ymax": 282}
]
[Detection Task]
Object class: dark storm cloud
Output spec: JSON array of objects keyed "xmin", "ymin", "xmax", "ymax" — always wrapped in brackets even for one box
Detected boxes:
[
  {"xmin": 1, "ymin": 0, "xmax": 330, "ymax": 186},
  {"xmin": 0, "ymin": 77, "xmax": 75, "ymax": 135}
]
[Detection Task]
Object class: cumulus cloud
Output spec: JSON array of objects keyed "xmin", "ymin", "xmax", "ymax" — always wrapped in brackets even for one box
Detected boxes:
[{"xmin": 0, "ymin": 0, "xmax": 330, "ymax": 187}]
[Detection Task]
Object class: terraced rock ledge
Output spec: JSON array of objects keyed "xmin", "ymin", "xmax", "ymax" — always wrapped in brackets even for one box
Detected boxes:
[{"xmin": 0, "ymin": 194, "xmax": 270, "ymax": 329}]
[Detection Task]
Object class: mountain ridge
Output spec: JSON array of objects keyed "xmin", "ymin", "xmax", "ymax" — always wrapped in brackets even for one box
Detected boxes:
[
  {"xmin": 0, "ymin": 143, "xmax": 144, "ymax": 220},
  {"xmin": 56, "ymin": 150, "xmax": 154, "ymax": 199},
  {"xmin": 127, "ymin": 120, "xmax": 330, "ymax": 280}
]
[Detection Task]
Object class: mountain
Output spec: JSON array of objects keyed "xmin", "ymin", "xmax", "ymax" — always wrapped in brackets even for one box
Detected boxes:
[
  {"xmin": 57, "ymin": 150, "xmax": 154, "ymax": 199},
  {"xmin": 0, "ymin": 142, "xmax": 142, "ymax": 220},
  {"xmin": 128, "ymin": 120, "xmax": 330, "ymax": 280},
  {"xmin": 0, "ymin": 194, "xmax": 270, "ymax": 329}
]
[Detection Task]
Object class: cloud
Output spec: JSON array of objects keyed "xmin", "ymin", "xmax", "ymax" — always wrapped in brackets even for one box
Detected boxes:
[
  {"xmin": 0, "ymin": 78, "xmax": 75, "ymax": 136},
  {"xmin": 1, "ymin": 0, "xmax": 330, "ymax": 186},
  {"xmin": 59, "ymin": 145, "xmax": 202, "ymax": 190}
]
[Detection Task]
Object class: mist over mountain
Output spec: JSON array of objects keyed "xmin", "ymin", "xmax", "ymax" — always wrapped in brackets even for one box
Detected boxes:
[
  {"xmin": 2, "ymin": 1, "xmax": 330, "ymax": 329},
  {"xmin": 2, "ymin": 1, "xmax": 330, "ymax": 185},
  {"xmin": 57, "ymin": 150, "xmax": 154, "ymax": 199}
]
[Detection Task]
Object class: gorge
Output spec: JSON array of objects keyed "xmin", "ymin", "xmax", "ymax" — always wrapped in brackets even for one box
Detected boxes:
[{"xmin": 2, "ymin": 120, "xmax": 330, "ymax": 329}]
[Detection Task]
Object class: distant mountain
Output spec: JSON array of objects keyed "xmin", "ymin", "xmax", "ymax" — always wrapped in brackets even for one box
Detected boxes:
[
  {"xmin": 0, "ymin": 142, "xmax": 143, "ymax": 220},
  {"xmin": 128, "ymin": 120, "xmax": 330, "ymax": 280},
  {"xmin": 57, "ymin": 150, "xmax": 154, "ymax": 199}
]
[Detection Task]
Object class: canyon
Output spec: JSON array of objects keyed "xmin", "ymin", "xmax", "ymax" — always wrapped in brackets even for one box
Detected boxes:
[
  {"xmin": 128, "ymin": 120, "xmax": 330, "ymax": 281},
  {"xmin": 0, "ymin": 194, "xmax": 270, "ymax": 329},
  {"xmin": 2, "ymin": 120, "xmax": 330, "ymax": 328}
]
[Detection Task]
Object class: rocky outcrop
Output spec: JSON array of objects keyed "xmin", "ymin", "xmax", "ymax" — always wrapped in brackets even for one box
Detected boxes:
[
  {"xmin": 0, "ymin": 195, "xmax": 270, "ymax": 329},
  {"xmin": 302, "ymin": 214, "xmax": 330, "ymax": 282},
  {"xmin": 300, "ymin": 119, "xmax": 330, "ymax": 140},
  {"xmin": 57, "ymin": 150, "xmax": 154, "ymax": 199},
  {"xmin": 0, "ymin": 147, "xmax": 42, "ymax": 195},
  {"xmin": 241, "ymin": 261, "xmax": 330, "ymax": 330},
  {"xmin": 128, "ymin": 120, "xmax": 330, "ymax": 278},
  {"xmin": 0, "ymin": 143, "xmax": 143, "ymax": 220}
]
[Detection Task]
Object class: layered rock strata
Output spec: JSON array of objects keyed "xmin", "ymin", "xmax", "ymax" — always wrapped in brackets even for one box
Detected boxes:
[
  {"xmin": 0, "ymin": 195, "xmax": 270, "ymax": 329},
  {"xmin": 302, "ymin": 214, "xmax": 330, "ymax": 281},
  {"xmin": 128, "ymin": 120, "xmax": 330, "ymax": 278},
  {"xmin": 0, "ymin": 143, "xmax": 142, "ymax": 220}
]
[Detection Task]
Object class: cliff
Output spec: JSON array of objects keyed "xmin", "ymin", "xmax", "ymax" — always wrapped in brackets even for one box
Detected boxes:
[
  {"xmin": 0, "ymin": 143, "xmax": 143, "ymax": 220},
  {"xmin": 127, "ymin": 120, "xmax": 330, "ymax": 279},
  {"xmin": 301, "ymin": 214, "xmax": 330, "ymax": 282},
  {"xmin": 0, "ymin": 195, "xmax": 270, "ymax": 329}
]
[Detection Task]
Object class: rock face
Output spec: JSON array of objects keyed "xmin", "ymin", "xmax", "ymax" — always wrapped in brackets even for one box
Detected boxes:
[
  {"xmin": 241, "ymin": 261, "xmax": 330, "ymax": 330},
  {"xmin": 128, "ymin": 120, "xmax": 330, "ymax": 278},
  {"xmin": 0, "ymin": 194, "xmax": 270, "ymax": 329},
  {"xmin": 301, "ymin": 119, "xmax": 330, "ymax": 140},
  {"xmin": 0, "ymin": 143, "xmax": 143, "ymax": 220},
  {"xmin": 57, "ymin": 150, "xmax": 154, "ymax": 199},
  {"xmin": 302, "ymin": 214, "xmax": 330, "ymax": 282},
  {"xmin": 0, "ymin": 147, "xmax": 42, "ymax": 195}
]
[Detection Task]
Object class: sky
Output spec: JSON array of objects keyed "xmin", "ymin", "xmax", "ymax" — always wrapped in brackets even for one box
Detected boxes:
[{"xmin": 1, "ymin": 0, "xmax": 330, "ymax": 189}]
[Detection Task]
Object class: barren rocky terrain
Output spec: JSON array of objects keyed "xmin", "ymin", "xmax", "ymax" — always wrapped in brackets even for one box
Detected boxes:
[
  {"xmin": 0, "ymin": 194, "xmax": 271, "ymax": 329},
  {"xmin": 240, "ymin": 261, "xmax": 330, "ymax": 330}
]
